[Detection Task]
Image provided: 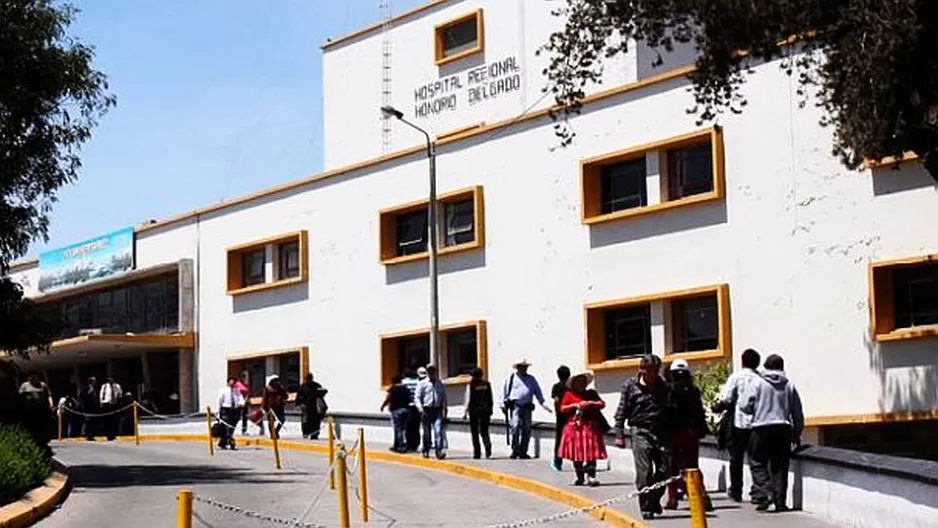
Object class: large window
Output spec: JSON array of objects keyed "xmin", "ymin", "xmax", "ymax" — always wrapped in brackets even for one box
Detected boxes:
[
  {"xmin": 870, "ymin": 256, "xmax": 938, "ymax": 341},
  {"xmin": 226, "ymin": 230, "xmax": 308, "ymax": 295},
  {"xmin": 43, "ymin": 272, "xmax": 179, "ymax": 338},
  {"xmin": 379, "ymin": 186, "xmax": 485, "ymax": 265},
  {"xmin": 601, "ymin": 158, "xmax": 647, "ymax": 214},
  {"xmin": 604, "ymin": 306, "xmax": 652, "ymax": 360},
  {"xmin": 581, "ymin": 128, "xmax": 724, "ymax": 224},
  {"xmin": 585, "ymin": 284, "xmax": 730, "ymax": 370},
  {"xmin": 278, "ymin": 241, "xmax": 301, "ymax": 280},
  {"xmin": 227, "ymin": 347, "xmax": 309, "ymax": 401},
  {"xmin": 434, "ymin": 10, "xmax": 484, "ymax": 65},
  {"xmin": 379, "ymin": 321, "xmax": 487, "ymax": 387}
]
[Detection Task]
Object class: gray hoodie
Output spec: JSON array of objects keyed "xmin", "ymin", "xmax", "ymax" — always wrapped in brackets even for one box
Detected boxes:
[{"xmin": 740, "ymin": 370, "xmax": 804, "ymax": 437}]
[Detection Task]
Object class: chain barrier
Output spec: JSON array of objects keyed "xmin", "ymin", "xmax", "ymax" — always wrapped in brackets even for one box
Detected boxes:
[
  {"xmin": 484, "ymin": 474, "xmax": 684, "ymax": 528},
  {"xmin": 135, "ymin": 401, "xmax": 204, "ymax": 421},
  {"xmin": 61, "ymin": 402, "xmax": 136, "ymax": 418},
  {"xmin": 192, "ymin": 494, "xmax": 329, "ymax": 528}
]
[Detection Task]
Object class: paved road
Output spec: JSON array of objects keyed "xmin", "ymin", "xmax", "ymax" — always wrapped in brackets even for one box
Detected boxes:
[{"xmin": 41, "ymin": 442, "xmax": 599, "ymax": 528}]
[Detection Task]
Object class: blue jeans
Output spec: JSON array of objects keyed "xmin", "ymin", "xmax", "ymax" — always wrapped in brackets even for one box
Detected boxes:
[
  {"xmin": 390, "ymin": 408, "xmax": 409, "ymax": 450},
  {"xmin": 509, "ymin": 405, "xmax": 533, "ymax": 456},
  {"xmin": 421, "ymin": 408, "xmax": 445, "ymax": 455}
]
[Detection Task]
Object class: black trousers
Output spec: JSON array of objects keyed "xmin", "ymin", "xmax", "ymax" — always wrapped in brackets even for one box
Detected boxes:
[
  {"xmin": 631, "ymin": 428, "xmax": 672, "ymax": 513},
  {"xmin": 300, "ymin": 404, "xmax": 322, "ymax": 439},
  {"xmin": 405, "ymin": 406, "xmax": 421, "ymax": 451},
  {"xmin": 219, "ymin": 408, "xmax": 238, "ymax": 448},
  {"xmin": 729, "ymin": 426, "xmax": 754, "ymax": 500},
  {"xmin": 574, "ymin": 461, "xmax": 597, "ymax": 480},
  {"xmin": 101, "ymin": 404, "xmax": 119, "ymax": 440},
  {"xmin": 241, "ymin": 405, "xmax": 249, "ymax": 434},
  {"xmin": 749, "ymin": 424, "xmax": 792, "ymax": 507},
  {"xmin": 554, "ymin": 416, "xmax": 567, "ymax": 467},
  {"xmin": 469, "ymin": 410, "xmax": 492, "ymax": 457}
]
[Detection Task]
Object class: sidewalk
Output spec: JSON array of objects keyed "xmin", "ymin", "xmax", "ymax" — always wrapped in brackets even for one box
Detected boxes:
[{"xmin": 366, "ymin": 440, "xmax": 838, "ymax": 528}]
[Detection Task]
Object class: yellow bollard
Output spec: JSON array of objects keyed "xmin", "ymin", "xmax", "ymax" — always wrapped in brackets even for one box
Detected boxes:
[
  {"xmin": 685, "ymin": 469, "xmax": 709, "ymax": 528},
  {"xmin": 327, "ymin": 417, "xmax": 336, "ymax": 490},
  {"xmin": 357, "ymin": 428, "xmax": 369, "ymax": 522},
  {"xmin": 268, "ymin": 410, "xmax": 282, "ymax": 470},
  {"xmin": 176, "ymin": 489, "xmax": 193, "ymax": 528},
  {"xmin": 133, "ymin": 402, "xmax": 140, "ymax": 445},
  {"xmin": 335, "ymin": 443, "xmax": 350, "ymax": 528},
  {"xmin": 57, "ymin": 410, "xmax": 63, "ymax": 441},
  {"xmin": 205, "ymin": 407, "xmax": 215, "ymax": 457}
]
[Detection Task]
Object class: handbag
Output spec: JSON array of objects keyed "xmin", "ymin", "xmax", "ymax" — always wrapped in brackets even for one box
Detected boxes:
[
  {"xmin": 211, "ymin": 422, "xmax": 225, "ymax": 438},
  {"xmin": 316, "ymin": 396, "xmax": 329, "ymax": 416},
  {"xmin": 249, "ymin": 409, "xmax": 264, "ymax": 425}
]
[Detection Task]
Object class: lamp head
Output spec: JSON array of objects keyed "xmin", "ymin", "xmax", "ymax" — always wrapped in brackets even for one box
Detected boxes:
[{"xmin": 380, "ymin": 105, "xmax": 404, "ymax": 120}]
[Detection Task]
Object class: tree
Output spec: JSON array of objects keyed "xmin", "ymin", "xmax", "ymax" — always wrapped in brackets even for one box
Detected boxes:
[
  {"xmin": 541, "ymin": 0, "xmax": 938, "ymax": 178},
  {"xmin": 1, "ymin": 0, "xmax": 115, "ymax": 356}
]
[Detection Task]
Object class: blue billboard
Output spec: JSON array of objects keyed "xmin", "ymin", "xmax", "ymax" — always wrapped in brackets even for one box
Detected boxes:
[{"xmin": 38, "ymin": 227, "xmax": 135, "ymax": 293}]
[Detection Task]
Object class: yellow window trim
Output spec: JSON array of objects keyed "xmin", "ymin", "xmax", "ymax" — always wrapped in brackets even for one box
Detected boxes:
[
  {"xmin": 226, "ymin": 230, "xmax": 309, "ymax": 296},
  {"xmin": 378, "ymin": 185, "xmax": 485, "ymax": 265},
  {"xmin": 869, "ymin": 253, "xmax": 938, "ymax": 342},
  {"xmin": 864, "ymin": 152, "xmax": 919, "ymax": 170},
  {"xmin": 806, "ymin": 408, "xmax": 938, "ymax": 427},
  {"xmin": 580, "ymin": 127, "xmax": 725, "ymax": 225},
  {"xmin": 379, "ymin": 320, "xmax": 488, "ymax": 388},
  {"xmin": 434, "ymin": 9, "xmax": 485, "ymax": 66},
  {"xmin": 583, "ymin": 284, "xmax": 731, "ymax": 372}
]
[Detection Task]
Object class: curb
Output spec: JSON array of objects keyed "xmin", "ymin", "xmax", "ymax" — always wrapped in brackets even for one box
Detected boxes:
[
  {"xmin": 59, "ymin": 435, "xmax": 645, "ymax": 527},
  {"xmin": 0, "ymin": 460, "xmax": 71, "ymax": 528}
]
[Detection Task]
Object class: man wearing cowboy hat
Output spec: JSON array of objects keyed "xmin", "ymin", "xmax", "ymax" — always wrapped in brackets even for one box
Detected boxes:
[{"xmin": 501, "ymin": 358, "xmax": 552, "ymax": 459}]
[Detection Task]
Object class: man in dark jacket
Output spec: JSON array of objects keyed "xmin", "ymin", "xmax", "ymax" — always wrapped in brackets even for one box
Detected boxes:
[
  {"xmin": 78, "ymin": 377, "xmax": 99, "ymax": 441},
  {"xmin": 296, "ymin": 373, "xmax": 325, "ymax": 439},
  {"xmin": 740, "ymin": 354, "xmax": 804, "ymax": 513},
  {"xmin": 614, "ymin": 354, "xmax": 671, "ymax": 520}
]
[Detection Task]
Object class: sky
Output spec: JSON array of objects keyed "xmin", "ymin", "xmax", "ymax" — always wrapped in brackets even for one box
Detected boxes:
[{"xmin": 26, "ymin": 0, "xmax": 427, "ymax": 258}]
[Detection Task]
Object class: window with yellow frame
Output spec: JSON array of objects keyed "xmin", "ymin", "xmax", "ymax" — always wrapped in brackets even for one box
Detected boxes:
[{"xmin": 434, "ymin": 9, "xmax": 484, "ymax": 66}]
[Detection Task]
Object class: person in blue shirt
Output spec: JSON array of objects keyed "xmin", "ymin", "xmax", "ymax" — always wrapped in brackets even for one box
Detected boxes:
[{"xmin": 501, "ymin": 358, "xmax": 552, "ymax": 459}]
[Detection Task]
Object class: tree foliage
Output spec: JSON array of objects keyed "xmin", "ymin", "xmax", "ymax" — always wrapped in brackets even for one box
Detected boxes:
[
  {"xmin": 541, "ymin": 0, "xmax": 938, "ymax": 177},
  {"xmin": 0, "ymin": 0, "xmax": 114, "ymax": 355}
]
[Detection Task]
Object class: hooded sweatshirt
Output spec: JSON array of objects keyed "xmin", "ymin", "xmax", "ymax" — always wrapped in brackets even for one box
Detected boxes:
[{"xmin": 740, "ymin": 370, "xmax": 804, "ymax": 437}]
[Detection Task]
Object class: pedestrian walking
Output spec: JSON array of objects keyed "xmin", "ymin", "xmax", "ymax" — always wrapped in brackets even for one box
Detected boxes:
[
  {"xmin": 550, "ymin": 365, "xmax": 571, "ymax": 472},
  {"xmin": 19, "ymin": 372, "xmax": 54, "ymax": 410},
  {"xmin": 665, "ymin": 359, "xmax": 713, "ymax": 511},
  {"xmin": 78, "ymin": 377, "xmax": 99, "ymax": 440},
  {"xmin": 558, "ymin": 371, "xmax": 608, "ymax": 487},
  {"xmin": 234, "ymin": 375, "xmax": 250, "ymax": 435},
  {"xmin": 741, "ymin": 354, "xmax": 804, "ymax": 513},
  {"xmin": 261, "ymin": 374, "xmax": 288, "ymax": 438},
  {"xmin": 381, "ymin": 375, "xmax": 412, "ymax": 453},
  {"xmin": 217, "ymin": 377, "xmax": 245, "ymax": 450},
  {"xmin": 415, "ymin": 365, "xmax": 447, "ymax": 459},
  {"xmin": 297, "ymin": 373, "xmax": 327, "ymax": 439},
  {"xmin": 501, "ymin": 358, "xmax": 552, "ymax": 460},
  {"xmin": 614, "ymin": 354, "xmax": 671, "ymax": 520},
  {"xmin": 402, "ymin": 368, "xmax": 422, "ymax": 452},
  {"xmin": 463, "ymin": 367, "xmax": 493, "ymax": 459},
  {"xmin": 713, "ymin": 348, "xmax": 763, "ymax": 503},
  {"xmin": 99, "ymin": 377, "xmax": 123, "ymax": 441}
]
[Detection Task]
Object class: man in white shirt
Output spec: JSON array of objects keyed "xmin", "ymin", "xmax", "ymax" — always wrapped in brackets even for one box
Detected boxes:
[
  {"xmin": 414, "ymin": 365, "xmax": 447, "ymax": 459},
  {"xmin": 713, "ymin": 348, "xmax": 762, "ymax": 503},
  {"xmin": 99, "ymin": 377, "xmax": 123, "ymax": 441},
  {"xmin": 217, "ymin": 377, "xmax": 246, "ymax": 450}
]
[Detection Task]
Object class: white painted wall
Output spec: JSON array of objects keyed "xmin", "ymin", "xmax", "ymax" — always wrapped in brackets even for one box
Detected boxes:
[
  {"xmin": 8, "ymin": 262, "xmax": 39, "ymax": 298},
  {"xmin": 321, "ymin": 0, "xmax": 640, "ymax": 170}
]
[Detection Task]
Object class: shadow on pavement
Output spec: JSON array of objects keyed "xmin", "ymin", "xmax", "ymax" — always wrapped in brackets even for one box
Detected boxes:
[{"xmin": 68, "ymin": 465, "xmax": 294, "ymax": 488}]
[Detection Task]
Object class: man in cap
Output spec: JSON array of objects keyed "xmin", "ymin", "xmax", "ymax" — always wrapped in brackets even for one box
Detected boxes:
[
  {"xmin": 415, "ymin": 365, "xmax": 447, "ymax": 459},
  {"xmin": 614, "ymin": 354, "xmax": 672, "ymax": 520},
  {"xmin": 501, "ymin": 358, "xmax": 551, "ymax": 459}
]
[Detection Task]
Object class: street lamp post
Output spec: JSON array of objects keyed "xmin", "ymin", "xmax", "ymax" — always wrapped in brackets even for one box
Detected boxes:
[{"xmin": 381, "ymin": 106, "xmax": 441, "ymax": 370}]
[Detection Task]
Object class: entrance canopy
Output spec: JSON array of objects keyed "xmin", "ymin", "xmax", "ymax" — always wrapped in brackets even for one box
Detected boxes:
[{"xmin": 3, "ymin": 332, "xmax": 194, "ymax": 368}]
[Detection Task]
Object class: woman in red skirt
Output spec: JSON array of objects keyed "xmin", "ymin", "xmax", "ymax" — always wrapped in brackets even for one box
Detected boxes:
[{"xmin": 558, "ymin": 371, "xmax": 608, "ymax": 487}]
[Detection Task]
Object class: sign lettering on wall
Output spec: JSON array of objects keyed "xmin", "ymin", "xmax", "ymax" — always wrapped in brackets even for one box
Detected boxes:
[
  {"xmin": 38, "ymin": 227, "xmax": 135, "ymax": 292},
  {"xmin": 412, "ymin": 56, "xmax": 522, "ymax": 118}
]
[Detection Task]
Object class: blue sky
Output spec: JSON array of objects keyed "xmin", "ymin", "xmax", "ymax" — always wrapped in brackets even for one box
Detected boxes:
[{"xmin": 27, "ymin": 0, "xmax": 425, "ymax": 257}]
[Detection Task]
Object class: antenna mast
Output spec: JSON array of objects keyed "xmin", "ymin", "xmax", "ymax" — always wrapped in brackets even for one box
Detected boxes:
[{"xmin": 380, "ymin": 0, "xmax": 393, "ymax": 154}]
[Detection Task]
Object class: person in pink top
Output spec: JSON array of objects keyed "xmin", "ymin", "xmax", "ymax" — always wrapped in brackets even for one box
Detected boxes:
[{"xmin": 234, "ymin": 377, "xmax": 250, "ymax": 435}]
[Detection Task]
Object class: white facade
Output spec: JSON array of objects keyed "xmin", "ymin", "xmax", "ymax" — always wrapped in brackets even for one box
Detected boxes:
[{"xmin": 7, "ymin": 0, "xmax": 938, "ymax": 441}]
